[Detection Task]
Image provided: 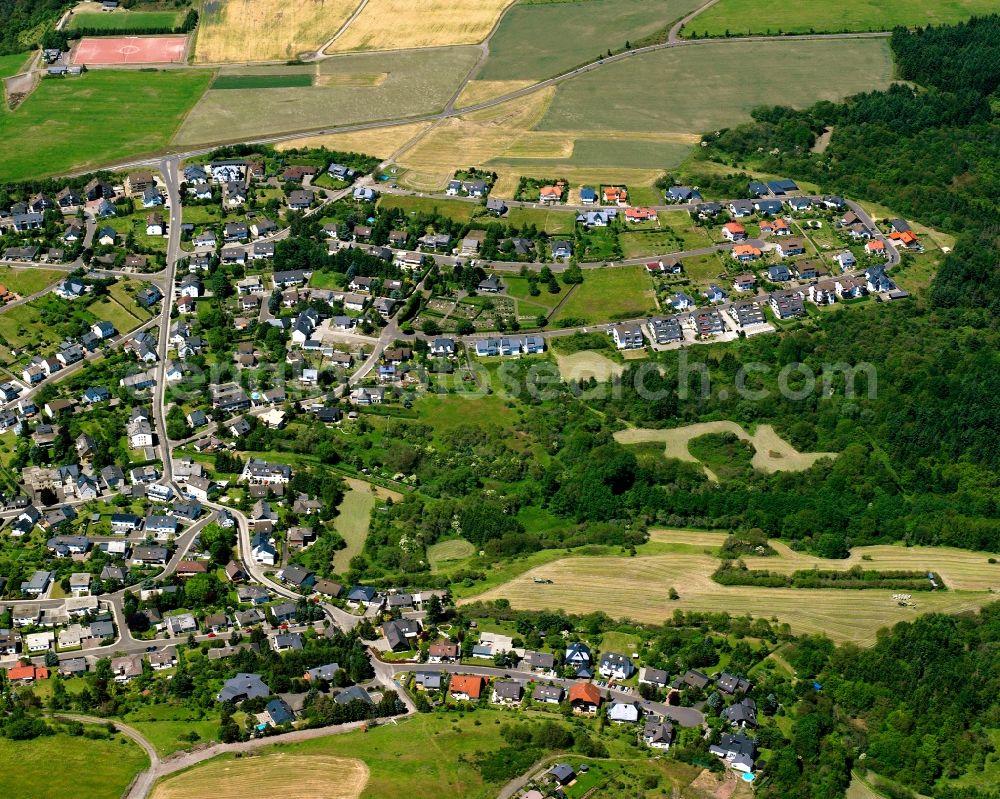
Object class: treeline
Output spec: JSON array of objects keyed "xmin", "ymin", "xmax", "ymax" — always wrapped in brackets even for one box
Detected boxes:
[
  {"xmin": 712, "ymin": 560, "xmax": 944, "ymax": 591},
  {"xmin": 0, "ymin": 0, "xmax": 71, "ymax": 55}
]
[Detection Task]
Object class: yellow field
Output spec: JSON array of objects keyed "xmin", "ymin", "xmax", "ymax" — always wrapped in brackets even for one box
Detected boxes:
[
  {"xmin": 275, "ymin": 122, "xmax": 432, "ymax": 159},
  {"xmin": 554, "ymin": 351, "xmax": 626, "ymax": 383},
  {"xmin": 453, "ymin": 79, "xmax": 536, "ymax": 108},
  {"xmin": 328, "ymin": 0, "xmax": 516, "ymax": 52},
  {"xmin": 195, "ymin": 0, "xmax": 358, "ymax": 63},
  {"xmin": 467, "ymin": 537, "xmax": 999, "ymax": 644},
  {"xmin": 615, "ymin": 421, "xmax": 838, "ymax": 477},
  {"xmin": 151, "ymin": 753, "xmax": 368, "ymax": 799}
]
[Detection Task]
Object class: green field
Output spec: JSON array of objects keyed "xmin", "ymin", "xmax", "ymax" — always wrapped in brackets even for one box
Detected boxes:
[
  {"xmin": 478, "ymin": 0, "xmax": 703, "ymax": 80},
  {"xmin": 491, "ymin": 137, "xmax": 693, "ymax": 171},
  {"xmin": 502, "ymin": 274, "xmax": 565, "ymax": 312},
  {"xmin": 68, "ymin": 10, "xmax": 184, "ymax": 30},
  {"xmin": 119, "ymin": 703, "xmax": 220, "ymax": 756},
  {"xmin": 537, "ymin": 38, "xmax": 894, "ymax": 133},
  {"xmin": 0, "ymin": 69, "xmax": 212, "ymax": 180},
  {"xmin": 502, "ymin": 206, "xmax": 575, "ymax": 234},
  {"xmin": 0, "ymin": 266, "xmax": 65, "ymax": 295},
  {"xmin": 0, "ymin": 730, "xmax": 149, "ymax": 799},
  {"xmin": 0, "ymin": 51, "xmax": 31, "ymax": 78},
  {"xmin": 175, "ymin": 48, "xmax": 480, "ymax": 145},
  {"xmin": 686, "ymin": 0, "xmax": 999, "ymax": 36},
  {"xmin": 378, "ymin": 194, "xmax": 479, "ymax": 223},
  {"xmin": 428, "ymin": 537, "xmax": 476, "ymax": 570},
  {"xmin": 211, "ymin": 74, "xmax": 314, "ymax": 90},
  {"xmin": 88, "ymin": 294, "xmax": 144, "ymax": 335},
  {"xmin": 555, "ymin": 265, "xmax": 656, "ymax": 323},
  {"xmin": 332, "ymin": 481, "xmax": 378, "ymax": 573}
]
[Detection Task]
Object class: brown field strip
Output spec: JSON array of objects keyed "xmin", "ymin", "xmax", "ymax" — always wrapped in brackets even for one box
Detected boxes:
[{"xmin": 274, "ymin": 122, "xmax": 432, "ymax": 158}]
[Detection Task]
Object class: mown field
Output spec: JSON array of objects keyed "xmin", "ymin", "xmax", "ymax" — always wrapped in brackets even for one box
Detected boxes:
[
  {"xmin": 328, "ymin": 0, "xmax": 515, "ymax": 52},
  {"xmin": 68, "ymin": 10, "xmax": 184, "ymax": 30},
  {"xmin": 332, "ymin": 478, "xmax": 386, "ymax": 573},
  {"xmin": 685, "ymin": 0, "xmax": 1000, "ymax": 36},
  {"xmin": 195, "ymin": 0, "xmax": 357, "ymax": 63},
  {"xmin": 428, "ymin": 537, "xmax": 476, "ymax": 571},
  {"xmin": 537, "ymin": 38, "xmax": 894, "ymax": 133},
  {"xmin": 478, "ymin": 0, "xmax": 703, "ymax": 80},
  {"xmin": 211, "ymin": 74, "xmax": 313, "ymax": 90},
  {"xmin": 1, "ymin": 731, "xmax": 149, "ymax": 799},
  {"xmin": 0, "ymin": 51, "xmax": 31, "ymax": 78},
  {"xmin": 274, "ymin": 121, "xmax": 431, "ymax": 157},
  {"xmin": 174, "ymin": 48, "xmax": 479, "ymax": 144},
  {"xmin": 0, "ymin": 265, "xmax": 65, "ymax": 295},
  {"xmin": 0, "ymin": 69, "xmax": 212, "ymax": 180},
  {"xmin": 466, "ymin": 530, "xmax": 1000, "ymax": 644},
  {"xmin": 555, "ymin": 265, "xmax": 656, "ymax": 324}
]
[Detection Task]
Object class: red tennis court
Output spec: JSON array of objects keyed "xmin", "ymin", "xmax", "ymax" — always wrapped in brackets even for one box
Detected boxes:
[{"xmin": 72, "ymin": 35, "xmax": 188, "ymax": 65}]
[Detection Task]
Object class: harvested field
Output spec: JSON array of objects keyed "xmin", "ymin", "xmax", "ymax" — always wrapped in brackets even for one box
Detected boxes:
[
  {"xmin": 428, "ymin": 538, "xmax": 476, "ymax": 571},
  {"xmin": 555, "ymin": 351, "xmax": 625, "ymax": 383},
  {"xmin": 537, "ymin": 38, "xmax": 893, "ymax": 133},
  {"xmin": 174, "ymin": 47, "xmax": 480, "ymax": 145},
  {"xmin": 195, "ymin": 0, "xmax": 358, "ymax": 63},
  {"xmin": 328, "ymin": 0, "xmax": 516, "ymax": 52},
  {"xmin": 614, "ymin": 421, "xmax": 837, "ymax": 477},
  {"xmin": 151, "ymin": 753, "xmax": 368, "ymax": 799},
  {"xmin": 467, "ymin": 548, "xmax": 996, "ymax": 644},
  {"xmin": 453, "ymin": 80, "xmax": 536, "ymax": 108},
  {"xmin": 274, "ymin": 121, "xmax": 431, "ymax": 157}
]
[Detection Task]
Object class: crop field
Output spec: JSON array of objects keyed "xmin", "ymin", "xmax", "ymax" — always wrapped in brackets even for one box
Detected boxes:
[
  {"xmin": 428, "ymin": 537, "xmax": 476, "ymax": 571},
  {"xmin": 686, "ymin": 0, "xmax": 1000, "ymax": 37},
  {"xmin": 328, "ymin": 0, "xmax": 516, "ymax": 52},
  {"xmin": 174, "ymin": 47, "xmax": 479, "ymax": 145},
  {"xmin": 615, "ymin": 421, "xmax": 838, "ymax": 477},
  {"xmin": 195, "ymin": 0, "xmax": 358, "ymax": 63},
  {"xmin": 537, "ymin": 38, "xmax": 894, "ymax": 133},
  {"xmin": 0, "ymin": 69, "xmax": 211, "ymax": 181},
  {"xmin": 274, "ymin": 121, "xmax": 431, "ymax": 157},
  {"xmin": 211, "ymin": 74, "xmax": 314, "ymax": 89},
  {"xmin": 467, "ymin": 530, "xmax": 1000, "ymax": 644},
  {"xmin": 478, "ymin": 0, "xmax": 703, "ymax": 80},
  {"xmin": 152, "ymin": 754, "xmax": 368, "ymax": 799},
  {"xmin": 554, "ymin": 350, "xmax": 626, "ymax": 382},
  {"xmin": 68, "ymin": 10, "xmax": 183, "ymax": 30},
  {"xmin": 454, "ymin": 79, "xmax": 536, "ymax": 108},
  {"xmin": 555, "ymin": 265, "xmax": 656, "ymax": 324},
  {"xmin": 0, "ymin": 731, "xmax": 149, "ymax": 799},
  {"xmin": 0, "ymin": 266, "xmax": 64, "ymax": 295}
]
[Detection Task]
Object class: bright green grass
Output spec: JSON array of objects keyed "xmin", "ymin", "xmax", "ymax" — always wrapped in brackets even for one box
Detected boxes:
[
  {"xmin": 175, "ymin": 47, "xmax": 480, "ymax": 145},
  {"xmin": 119, "ymin": 703, "xmax": 220, "ymax": 756},
  {"xmin": 211, "ymin": 74, "xmax": 314, "ymax": 90},
  {"xmin": 87, "ymin": 294, "xmax": 143, "ymax": 334},
  {"xmin": 946, "ymin": 729, "xmax": 1000, "ymax": 791},
  {"xmin": 428, "ymin": 537, "xmax": 476, "ymax": 571},
  {"xmin": 478, "ymin": 0, "xmax": 704, "ymax": 80},
  {"xmin": 537, "ymin": 38, "xmax": 893, "ymax": 133},
  {"xmin": 0, "ymin": 730, "xmax": 149, "ymax": 799},
  {"xmin": 686, "ymin": 0, "xmax": 999, "ymax": 36},
  {"xmin": 555, "ymin": 264, "xmax": 656, "ymax": 323},
  {"xmin": 502, "ymin": 275, "xmax": 564, "ymax": 311},
  {"xmin": 502, "ymin": 206, "xmax": 575, "ymax": 234},
  {"xmin": 0, "ymin": 69, "xmax": 212, "ymax": 180},
  {"xmin": 0, "ymin": 52, "xmax": 31, "ymax": 78},
  {"xmin": 332, "ymin": 482, "xmax": 377, "ymax": 573},
  {"xmin": 68, "ymin": 10, "xmax": 183, "ymax": 30},
  {"xmin": 597, "ymin": 629, "xmax": 641, "ymax": 655},
  {"xmin": 377, "ymin": 193, "xmax": 479, "ymax": 223},
  {"xmin": 0, "ymin": 265, "xmax": 64, "ymax": 295},
  {"xmin": 411, "ymin": 393, "xmax": 517, "ymax": 435},
  {"xmin": 0, "ymin": 302, "xmax": 48, "ymax": 348}
]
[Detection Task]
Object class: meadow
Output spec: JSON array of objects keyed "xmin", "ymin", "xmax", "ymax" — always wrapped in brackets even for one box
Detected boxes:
[
  {"xmin": 328, "ymin": 0, "xmax": 515, "ymax": 52},
  {"xmin": 466, "ymin": 529, "xmax": 1000, "ymax": 644},
  {"xmin": 68, "ymin": 10, "xmax": 184, "ymax": 30},
  {"xmin": 0, "ymin": 730, "xmax": 149, "ymax": 799},
  {"xmin": 478, "ymin": 0, "xmax": 703, "ymax": 80},
  {"xmin": 0, "ymin": 265, "xmax": 65, "ymax": 295},
  {"xmin": 0, "ymin": 51, "xmax": 31, "ymax": 78},
  {"xmin": 332, "ymin": 478, "xmax": 385, "ymax": 573},
  {"xmin": 428, "ymin": 537, "xmax": 476, "ymax": 570},
  {"xmin": 0, "ymin": 69, "xmax": 212, "ymax": 180},
  {"xmin": 537, "ymin": 38, "xmax": 894, "ymax": 133},
  {"xmin": 377, "ymin": 194, "xmax": 480, "ymax": 223},
  {"xmin": 174, "ymin": 48, "xmax": 480, "ymax": 145},
  {"xmin": 685, "ymin": 0, "xmax": 1000, "ymax": 36},
  {"xmin": 554, "ymin": 265, "xmax": 656, "ymax": 324},
  {"xmin": 194, "ymin": 0, "xmax": 358, "ymax": 63}
]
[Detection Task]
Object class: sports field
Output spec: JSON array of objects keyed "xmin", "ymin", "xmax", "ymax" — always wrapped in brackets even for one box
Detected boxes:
[
  {"xmin": 152, "ymin": 754, "xmax": 368, "ymax": 799},
  {"xmin": 72, "ymin": 35, "xmax": 189, "ymax": 65},
  {"xmin": 537, "ymin": 38, "xmax": 894, "ymax": 133},
  {"xmin": 195, "ymin": 0, "xmax": 358, "ymax": 63},
  {"xmin": 466, "ymin": 530, "xmax": 1000, "ymax": 644},
  {"xmin": 0, "ymin": 68, "xmax": 210, "ymax": 181},
  {"xmin": 685, "ymin": 0, "xmax": 1000, "ymax": 37},
  {"xmin": 328, "ymin": 0, "xmax": 515, "ymax": 52},
  {"xmin": 555, "ymin": 265, "xmax": 657, "ymax": 324},
  {"xmin": 68, "ymin": 10, "xmax": 184, "ymax": 30},
  {"xmin": 0, "ymin": 731, "xmax": 149, "ymax": 799},
  {"xmin": 174, "ymin": 48, "xmax": 479, "ymax": 144},
  {"xmin": 478, "ymin": 0, "xmax": 703, "ymax": 80},
  {"xmin": 615, "ymin": 421, "xmax": 838, "ymax": 477}
]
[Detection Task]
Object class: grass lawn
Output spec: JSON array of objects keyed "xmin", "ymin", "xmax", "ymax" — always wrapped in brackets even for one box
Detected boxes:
[
  {"xmin": 502, "ymin": 275, "xmax": 563, "ymax": 311},
  {"xmin": 479, "ymin": 0, "xmax": 703, "ymax": 80},
  {"xmin": 555, "ymin": 265, "xmax": 656, "ymax": 324},
  {"xmin": 68, "ymin": 10, "xmax": 183, "ymax": 30},
  {"xmin": 411, "ymin": 392, "xmax": 516, "ymax": 435},
  {"xmin": 377, "ymin": 194, "xmax": 479, "ymax": 223},
  {"xmin": 537, "ymin": 39, "xmax": 892, "ymax": 134},
  {"xmin": 310, "ymin": 270, "xmax": 346, "ymax": 290},
  {"xmin": 0, "ymin": 730, "xmax": 149, "ymax": 799},
  {"xmin": 681, "ymin": 252, "xmax": 728, "ymax": 285},
  {"xmin": 332, "ymin": 480, "xmax": 378, "ymax": 574},
  {"xmin": 428, "ymin": 537, "xmax": 476, "ymax": 571},
  {"xmin": 120, "ymin": 703, "xmax": 220, "ymax": 756},
  {"xmin": 0, "ymin": 265, "xmax": 65, "ymax": 295},
  {"xmin": 109, "ymin": 210, "xmax": 168, "ymax": 253},
  {"xmin": 87, "ymin": 294, "xmax": 144, "ymax": 334},
  {"xmin": 0, "ymin": 302, "xmax": 49, "ymax": 349},
  {"xmin": 502, "ymin": 206, "xmax": 575, "ymax": 234},
  {"xmin": 686, "ymin": 0, "xmax": 999, "ymax": 36},
  {"xmin": 0, "ymin": 69, "xmax": 212, "ymax": 181},
  {"xmin": 597, "ymin": 630, "xmax": 641, "ymax": 656},
  {"xmin": 181, "ymin": 205, "xmax": 224, "ymax": 224},
  {"xmin": 0, "ymin": 51, "xmax": 32, "ymax": 78}
]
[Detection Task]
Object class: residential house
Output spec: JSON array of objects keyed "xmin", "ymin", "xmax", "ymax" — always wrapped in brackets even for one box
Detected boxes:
[
  {"xmin": 533, "ymin": 684, "xmax": 564, "ymax": 704},
  {"xmin": 492, "ymin": 681, "xmax": 524, "ymax": 705},
  {"xmin": 569, "ymin": 681, "xmax": 601, "ymax": 714},
  {"xmin": 611, "ymin": 322, "xmax": 644, "ymax": 350},
  {"xmin": 449, "ymin": 675, "xmax": 486, "ymax": 701}
]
